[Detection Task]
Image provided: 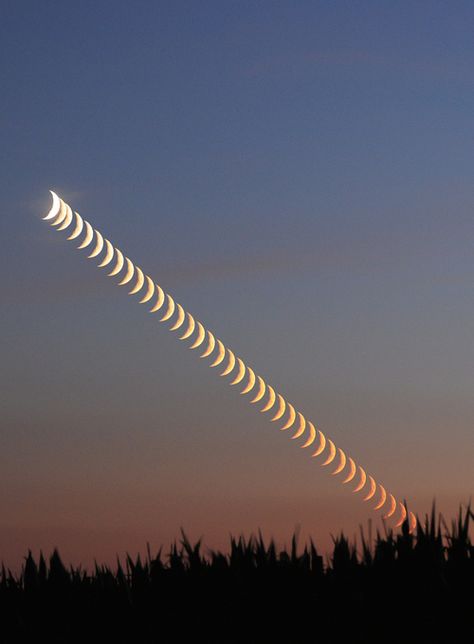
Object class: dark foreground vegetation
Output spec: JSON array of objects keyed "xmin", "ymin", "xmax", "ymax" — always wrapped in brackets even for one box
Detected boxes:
[{"xmin": 0, "ymin": 503, "xmax": 472, "ymax": 643}]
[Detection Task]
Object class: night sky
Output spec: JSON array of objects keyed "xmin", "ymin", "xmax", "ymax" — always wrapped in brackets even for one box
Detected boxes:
[{"xmin": 1, "ymin": 1, "xmax": 473, "ymax": 571}]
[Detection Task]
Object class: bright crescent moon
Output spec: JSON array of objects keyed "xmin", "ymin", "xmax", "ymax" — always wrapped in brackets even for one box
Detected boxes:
[
  {"xmin": 150, "ymin": 285, "xmax": 165, "ymax": 312},
  {"xmin": 200, "ymin": 331, "xmax": 215, "ymax": 358},
  {"xmin": 301, "ymin": 421, "xmax": 316, "ymax": 448},
  {"xmin": 320, "ymin": 440, "xmax": 336, "ymax": 466},
  {"xmin": 50, "ymin": 200, "xmax": 67, "ymax": 226},
  {"xmin": 139, "ymin": 276, "xmax": 155, "ymax": 303},
  {"xmin": 363, "ymin": 476, "xmax": 377, "ymax": 501},
  {"xmin": 220, "ymin": 350, "xmax": 236, "ymax": 376},
  {"xmin": 189, "ymin": 322, "xmax": 206, "ymax": 349},
  {"xmin": 44, "ymin": 191, "xmax": 61, "ymax": 220},
  {"xmin": 159, "ymin": 294, "xmax": 175, "ymax": 321},
  {"xmin": 311, "ymin": 429, "xmax": 326, "ymax": 457},
  {"xmin": 56, "ymin": 204, "xmax": 73, "ymax": 231},
  {"xmin": 209, "ymin": 340, "xmax": 225, "ymax": 367},
  {"xmin": 240, "ymin": 367, "xmax": 255, "ymax": 394},
  {"xmin": 353, "ymin": 467, "xmax": 367, "ymax": 493},
  {"xmin": 87, "ymin": 230, "xmax": 104, "ymax": 258},
  {"xmin": 67, "ymin": 212, "xmax": 84, "ymax": 240},
  {"xmin": 250, "ymin": 376, "xmax": 266, "ymax": 403},
  {"xmin": 117, "ymin": 258, "xmax": 135, "ymax": 286},
  {"xmin": 77, "ymin": 221, "xmax": 94, "ymax": 249},
  {"xmin": 98, "ymin": 239, "xmax": 114, "ymax": 267},
  {"xmin": 169, "ymin": 303, "xmax": 185, "ymax": 330},
  {"xmin": 280, "ymin": 404, "xmax": 296, "ymax": 431},
  {"xmin": 408, "ymin": 512, "xmax": 417, "ymax": 534},
  {"xmin": 383, "ymin": 493, "xmax": 397, "ymax": 519},
  {"xmin": 373, "ymin": 485, "xmax": 387, "ymax": 511},
  {"xmin": 108, "ymin": 248, "xmax": 124, "ymax": 275},
  {"xmin": 260, "ymin": 386, "xmax": 276, "ymax": 412},
  {"xmin": 129, "ymin": 267, "xmax": 145, "ymax": 295},
  {"xmin": 332, "ymin": 448, "xmax": 346, "ymax": 475},
  {"xmin": 394, "ymin": 503, "xmax": 407, "ymax": 527},
  {"xmin": 271, "ymin": 395, "xmax": 286, "ymax": 421},
  {"xmin": 229, "ymin": 358, "xmax": 245, "ymax": 385},
  {"xmin": 291, "ymin": 412, "xmax": 306, "ymax": 439},
  {"xmin": 180, "ymin": 314, "xmax": 196, "ymax": 340},
  {"xmin": 342, "ymin": 457, "xmax": 356, "ymax": 483}
]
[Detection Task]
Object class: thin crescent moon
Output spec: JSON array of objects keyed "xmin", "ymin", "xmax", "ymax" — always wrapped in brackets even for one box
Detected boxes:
[
  {"xmin": 408, "ymin": 512, "xmax": 417, "ymax": 534},
  {"xmin": 87, "ymin": 230, "xmax": 104, "ymax": 258},
  {"xmin": 108, "ymin": 248, "xmax": 124, "ymax": 276},
  {"xmin": 363, "ymin": 476, "xmax": 377, "ymax": 501},
  {"xmin": 311, "ymin": 429, "xmax": 326, "ymax": 457},
  {"xmin": 332, "ymin": 448, "xmax": 346, "ymax": 475},
  {"xmin": 67, "ymin": 212, "xmax": 84, "ymax": 240},
  {"xmin": 150, "ymin": 284, "xmax": 165, "ymax": 313},
  {"xmin": 50, "ymin": 200, "xmax": 67, "ymax": 226},
  {"xmin": 320, "ymin": 440, "xmax": 336, "ymax": 466},
  {"xmin": 240, "ymin": 367, "xmax": 256, "ymax": 395},
  {"xmin": 220, "ymin": 349, "xmax": 236, "ymax": 376},
  {"xmin": 129, "ymin": 267, "xmax": 145, "ymax": 295},
  {"xmin": 56, "ymin": 204, "xmax": 73, "ymax": 231},
  {"xmin": 280, "ymin": 404, "xmax": 296, "ymax": 431},
  {"xmin": 98, "ymin": 239, "xmax": 114, "ymax": 267},
  {"xmin": 189, "ymin": 322, "xmax": 206, "ymax": 349},
  {"xmin": 180, "ymin": 313, "xmax": 196, "ymax": 340},
  {"xmin": 117, "ymin": 258, "xmax": 135, "ymax": 286},
  {"xmin": 209, "ymin": 340, "xmax": 225, "ymax": 367},
  {"xmin": 250, "ymin": 376, "xmax": 266, "ymax": 403},
  {"xmin": 200, "ymin": 331, "xmax": 215, "ymax": 358},
  {"xmin": 77, "ymin": 221, "xmax": 94, "ymax": 249},
  {"xmin": 271, "ymin": 395, "xmax": 286, "ymax": 421},
  {"xmin": 373, "ymin": 485, "xmax": 387, "ymax": 511},
  {"xmin": 353, "ymin": 467, "xmax": 367, "ymax": 493},
  {"xmin": 43, "ymin": 191, "xmax": 61, "ymax": 220},
  {"xmin": 139, "ymin": 276, "xmax": 155, "ymax": 304},
  {"xmin": 383, "ymin": 493, "xmax": 397, "ymax": 519},
  {"xmin": 394, "ymin": 503, "xmax": 407, "ymax": 528},
  {"xmin": 169, "ymin": 303, "xmax": 185, "ymax": 330},
  {"xmin": 229, "ymin": 358, "xmax": 245, "ymax": 385},
  {"xmin": 260, "ymin": 386, "xmax": 276, "ymax": 412},
  {"xmin": 291, "ymin": 412, "xmax": 306, "ymax": 439},
  {"xmin": 342, "ymin": 457, "xmax": 356, "ymax": 483},
  {"xmin": 159, "ymin": 294, "xmax": 175, "ymax": 321},
  {"xmin": 301, "ymin": 421, "xmax": 316, "ymax": 449}
]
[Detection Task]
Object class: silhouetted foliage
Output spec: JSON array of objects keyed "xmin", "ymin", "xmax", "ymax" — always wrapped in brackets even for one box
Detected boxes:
[{"xmin": 0, "ymin": 502, "xmax": 472, "ymax": 642}]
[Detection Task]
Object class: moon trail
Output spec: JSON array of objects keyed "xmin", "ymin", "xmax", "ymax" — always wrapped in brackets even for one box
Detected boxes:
[{"xmin": 40, "ymin": 191, "xmax": 417, "ymax": 534}]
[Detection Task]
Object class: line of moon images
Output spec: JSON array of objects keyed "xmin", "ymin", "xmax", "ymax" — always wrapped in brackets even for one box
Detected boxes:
[{"xmin": 42, "ymin": 191, "xmax": 417, "ymax": 534}]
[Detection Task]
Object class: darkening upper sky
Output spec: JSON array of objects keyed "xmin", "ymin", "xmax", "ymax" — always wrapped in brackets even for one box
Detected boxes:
[{"xmin": 1, "ymin": 1, "xmax": 473, "ymax": 570}]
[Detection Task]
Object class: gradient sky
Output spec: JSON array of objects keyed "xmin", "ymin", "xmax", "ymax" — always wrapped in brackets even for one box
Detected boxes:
[{"xmin": 1, "ymin": 1, "xmax": 473, "ymax": 572}]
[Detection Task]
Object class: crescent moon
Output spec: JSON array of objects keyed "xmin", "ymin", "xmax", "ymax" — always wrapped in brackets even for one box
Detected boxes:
[
  {"xmin": 50, "ymin": 200, "xmax": 67, "ymax": 226},
  {"xmin": 43, "ymin": 191, "xmax": 61, "ymax": 220},
  {"xmin": 373, "ymin": 485, "xmax": 387, "ymax": 511},
  {"xmin": 240, "ymin": 367, "xmax": 256, "ymax": 395},
  {"xmin": 353, "ymin": 467, "xmax": 367, "ymax": 493},
  {"xmin": 87, "ymin": 231, "xmax": 104, "ymax": 258},
  {"xmin": 77, "ymin": 221, "xmax": 94, "ymax": 249},
  {"xmin": 320, "ymin": 440, "xmax": 336, "ymax": 466},
  {"xmin": 169, "ymin": 303, "xmax": 185, "ymax": 330},
  {"xmin": 332, "ymin": 448, "xmax": 346, "ymax": 475},
  {"xmin": 98, "ymin": 239, "xmax": 114, "ymax": 267},
  {"xmin": 311, "ymin": 429, "xmax": 326, "ymax": 457},
  {"xmin": 301, "ymin": 421, "xmax": 316, "ymax": 449},
  {"xmin": 108, "ymin": 248, "xmax": 124, "ymax": 276},
  {"xmin": 408, "ymin": 512, "xmax": 417, "ymax": 534},
  {"xmin": 189, "ymin": 322, "xmax": 206, "ymax": 349},
  {"xmin": 230, "ymin": 358, "xmax": 245, "ymax": 385},
  {"xmin": 180, "ymin": 313, "xmax": 196, "ymax": 340},
  {"xmin": 383, "ymin": 493, "xmax": 397, "ymax": 519},
  {"xmin": 139, "ymin": 276, "xmax": 155, "ymax": 304},
  {"xmin": 200, "ymin": 331, "xmax": 215, "ymax": 358},
  {"xmin": 117, "ymin": 258, "xmax": 135, "ymax": 286},
  {"xmin": 128, "ymin": 267, "xmax": 145, "ymax": 295},
  {"xmin": 291, "ymin": 412, "xmax": 306, "ymax": 439},
  {"xmin": 250, "ymin": 376, "xmax": 266, "ymax": 403},
  {"xmin": 260, "ymin": 386, "xmax": 276, "ymax": 412},
  {"xmin": 363, "ymin": 476, "xmax": 377, "ymax": 501},
  {"xmin": 159, "ymin": 295, "xmax": 175, "ymax": 321},
  {"xmin": 209, "ymin": 340, "xmax": 225, "ymax": 367},
  {"xmin": 271, "ymin": 395, "xmax": 286, "ymax": 421},
  {"xmin": 150, "ymin": 284, "xmax": 165, "ymax": 312},
  {"xmin": 67, "ymin": 212, "xmax": 84, "ymax": 240},
  {"xmin": 220, "ymin": 350, "xmax": 236, "ymax": 376},
  {"xmin": 280, "ymin": 404, "xmax": 296, "ymax": 431},
  {"xmin": 342, "ymin": 457, "xmax": 356, "ymax": 483},
  {"xmin": 56, "ymin": 204, "xmax": 73, "ymax": 231},
  {"xmin": 394, "ymin": 503, "xmax": 407, "ymax": 528}
]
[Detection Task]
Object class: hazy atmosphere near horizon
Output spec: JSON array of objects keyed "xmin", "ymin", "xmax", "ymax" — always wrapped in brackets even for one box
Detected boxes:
[{"xmin": 1, "ymin": 1, "xmax": 473, "ymax": 573}]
